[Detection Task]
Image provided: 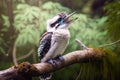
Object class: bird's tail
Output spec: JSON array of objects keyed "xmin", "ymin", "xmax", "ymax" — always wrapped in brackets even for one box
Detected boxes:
[{"xmin": 39, "ymin": 73, "xmax": 52, "ymax": 80}]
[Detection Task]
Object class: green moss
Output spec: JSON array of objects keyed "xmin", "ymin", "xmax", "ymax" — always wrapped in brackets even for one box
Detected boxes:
[{"xmin": 77, "ymin": 48, "xmax": 119, "ymax": 80}]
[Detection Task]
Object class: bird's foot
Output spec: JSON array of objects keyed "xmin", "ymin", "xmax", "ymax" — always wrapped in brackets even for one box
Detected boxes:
[
  {"xmin": 47, "ymin": 59, "xmax": 57, "ymax": 67},
  {"xmin": 59, "ymin": 56, "xmax": 65, "ymax": 62},
  {"xmin": 54, "ymin": 55, "xmax": 65, "ymax": 62},
  {"xmin": 47, "ymin": 55, "xmax": 65, "ymax": 67}
]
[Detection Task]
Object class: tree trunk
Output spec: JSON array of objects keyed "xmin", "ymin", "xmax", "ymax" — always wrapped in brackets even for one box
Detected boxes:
[{"xmin": 5, "ymin": 0, "xmax": 15, "ymax": 61}]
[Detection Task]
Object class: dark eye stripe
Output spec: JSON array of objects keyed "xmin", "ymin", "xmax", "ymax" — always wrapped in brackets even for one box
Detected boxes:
[
  {"xmin": 50, "ymin": 18, "xmax": 62, "ymax": 27},
  {"xmin": 50, "ymin": 21, "xmax": 58, "ymax": 27},
  {"xmin": 50, "ymin": 18, "xmax": 63, "ymax": 28}
]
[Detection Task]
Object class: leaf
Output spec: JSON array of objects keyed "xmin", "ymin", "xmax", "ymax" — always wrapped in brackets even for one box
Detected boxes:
[
  {"xmin": 42, "ymin": 1, "xmax": 53, "ymax": 10},
  {"xmin": 28, "ymin": 34, "xmax": 34, "ymax": 44},
  {"xmin": 1, "ymin": 15, "xmax": 10, "ymax": 28},
  {"xmin": 15, "ymin": 33, "xmax": 27, "ymax": 46},
  {"xmin": 16, "ymin": 4, "xmax": 29, "ymax": 10},
  {"xmin": 0, "ymin": 48, "xmax": 5, "ymax": 55}
]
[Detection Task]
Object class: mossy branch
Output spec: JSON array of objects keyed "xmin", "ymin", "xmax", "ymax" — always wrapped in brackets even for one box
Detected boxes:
[{"xmin": 0, "ymin": 40, "xmax": 103, "ymax": 80}]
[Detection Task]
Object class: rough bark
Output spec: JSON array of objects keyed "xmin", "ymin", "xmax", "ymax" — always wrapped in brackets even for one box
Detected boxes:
[{"xmin": 0, "ymin": 48, "xmax": 103, "ymax": 80}]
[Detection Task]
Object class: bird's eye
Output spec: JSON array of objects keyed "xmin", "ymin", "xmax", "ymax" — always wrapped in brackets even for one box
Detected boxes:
[
  {"xmin": 57, "ymin": 18, "xmax": 62, "ymax": 22},
  {"xmin": 58, "ymin": 18, "xmax": 64, "ymax": 25}
]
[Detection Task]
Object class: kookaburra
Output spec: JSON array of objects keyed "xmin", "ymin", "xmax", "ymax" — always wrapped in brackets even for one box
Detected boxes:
[{"xmin": 38, "ymin": 12, "xmax": 77, "ymax": 80}]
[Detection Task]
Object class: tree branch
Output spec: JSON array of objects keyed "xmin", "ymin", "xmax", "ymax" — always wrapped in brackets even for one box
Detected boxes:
[
  {"xmin": 17, "ymin": 49, "xmax": 34, "ymax": 61},
  {"xmin": 0, "ymin": 48, "xmax": 103, "ymax": 80},
  {"xmin": 75, "ymin": 39, "xmax": 88, "ymax": 49},
  {"xmin": 12, "ymin": 44, "xmax": 18, "ymax": 66}
]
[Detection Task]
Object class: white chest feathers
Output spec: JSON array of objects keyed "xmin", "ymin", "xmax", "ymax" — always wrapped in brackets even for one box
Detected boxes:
[{"xmin": 51, "ymin": 29, "xmax": 70, "ymax": 57}]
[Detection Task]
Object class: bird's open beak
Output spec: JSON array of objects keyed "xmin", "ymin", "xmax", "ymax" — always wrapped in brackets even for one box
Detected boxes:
[{"xmin": 64, "ymin": 11, "xmax": 78, "ymax": 23}]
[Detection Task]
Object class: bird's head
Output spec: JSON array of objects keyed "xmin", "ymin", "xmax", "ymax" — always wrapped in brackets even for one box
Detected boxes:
[{"xmin": 47, "ymin": 12, "xmax": 77, "ymax": 31}]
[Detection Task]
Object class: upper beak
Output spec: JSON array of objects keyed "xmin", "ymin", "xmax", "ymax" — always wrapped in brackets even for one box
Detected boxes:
[
  {"xmin": 64, "ymin": 11, "xmax": 78, "ymax": 23},
  {"xmin": 65, "ymin": 11, "xmax": 76, "ymax": 19}
]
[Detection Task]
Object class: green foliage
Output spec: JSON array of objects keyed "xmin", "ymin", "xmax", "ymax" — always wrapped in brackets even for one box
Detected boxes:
[
  {"xmin": 2, "ymin": 1, "xmax": 108, "ymax": 49},
  {"xmin": 0, "ymin": 61, "xmax": 13, "ymax": 70},
  {"xmin": 77, "ymin": 48, "xmax": 119, "ymax": 80},
  {"xmin": 42, "ymin": 1, "xmax": 70, "ymax": 13},
  {"xmin": 1, "ymin": 15, "xmax": 10, "ymax": 29},
  {"xmin": 0, "ymin": 37, "xmax": 6, "ymax": 55},
  {"xmin": 0, "ymin": 15, "xmax": 9, "ymax": 55},
  {"xmin": 104, "ymin": 1, "xmax": 120, "ymax": 53},
  {"xmin": 13, "ymin": 1, "xmax": 70, "ymax": 47},
  {"xmin": 14, "ymin": 3, "xmax": 41, "ymax": 46},
  {"xmin": 66, "ymin": 15, "xmax": 108, "ymax": 52},
  {"xmin": 105, "ymin": 1, "xmax": 120, "ymax": 40}
]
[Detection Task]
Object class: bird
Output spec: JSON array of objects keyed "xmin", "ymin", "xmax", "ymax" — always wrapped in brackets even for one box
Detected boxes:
[{"xmin": 38, "ymin": 11, "xmax": 77, "ymax": 80}]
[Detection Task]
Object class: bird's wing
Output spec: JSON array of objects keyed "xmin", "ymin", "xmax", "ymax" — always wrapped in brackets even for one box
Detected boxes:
[
  {"xmin": 41, "ymin": 33, "xmax": 61, "ymax": 62},
  {"xmin": 38, "ymin": 32, "xmax": 53, "ymax": 60}
]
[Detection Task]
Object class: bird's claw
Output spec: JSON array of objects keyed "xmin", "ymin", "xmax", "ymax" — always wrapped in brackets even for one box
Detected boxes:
[
  {"xmin": 47, "ymin": 55, "xmax": 65, "ymax": 67},
  {"xmin": 54, "ymin": 55, "xmax": 65, "ymax": 62},
  {"xmin": 47, "ymin": 59, "xmax": 57, "ymax": 67},
  {"xmin": 58, "ymin": 56, "xmax": 65, "ymax": 62}
]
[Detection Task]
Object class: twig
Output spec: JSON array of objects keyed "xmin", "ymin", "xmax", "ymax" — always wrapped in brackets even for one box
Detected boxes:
[
  {"xmin": 99, "ymin": 39, "xmax": 120, "ymax": 48},
  {"xmin": 12, "ymin": 44, "xmax": 18, "ymax": 66},
  {"xmin": 75, "ymin": 67, "xmax": 83, "ymax": 80},
  {"xmin": 17, "ymin": 49, "xmax": 34, "ymax": 61},
  {"xmin": 75, "ymin": 39, "xmax": 88, "ymax": 50}
]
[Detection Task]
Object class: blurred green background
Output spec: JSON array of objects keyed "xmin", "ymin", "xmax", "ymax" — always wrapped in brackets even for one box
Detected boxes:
[{"xmin": 0, "ymin": 0, "xmax": 120, "ymax": 80}]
